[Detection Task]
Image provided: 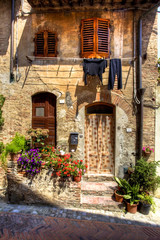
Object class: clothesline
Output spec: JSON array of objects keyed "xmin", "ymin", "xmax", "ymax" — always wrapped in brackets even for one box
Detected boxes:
[{"xmin": 27, "ymin": 56, "xmax": 136, "ymax": 62}]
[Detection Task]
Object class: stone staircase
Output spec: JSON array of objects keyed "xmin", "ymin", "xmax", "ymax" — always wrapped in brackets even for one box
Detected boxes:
[{"xmin": 80, "ymin": 175, "xmax": 125, "ymax": 212}]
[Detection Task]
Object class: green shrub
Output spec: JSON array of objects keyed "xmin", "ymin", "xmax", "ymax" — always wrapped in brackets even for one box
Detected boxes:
[
  {"xmin": 0, "ymin": 142, "xmax": 4, "ymax": 154},
  {"xmin": 0, "ymin": 133, "xmax": 26, "ymax": 169},
  {"xmin": 130, "ymin": 157, "xmax": 160, "ymax": 193}
]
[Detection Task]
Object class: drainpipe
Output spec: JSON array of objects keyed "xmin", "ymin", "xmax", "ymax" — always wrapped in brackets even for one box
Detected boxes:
[
  {"xmin": 138, "ymin": 1, "xmax": 160, "ymax": 159},
  {"xmin": 10, "ymin": 0, "xmax": 15, "ymax": 82}
]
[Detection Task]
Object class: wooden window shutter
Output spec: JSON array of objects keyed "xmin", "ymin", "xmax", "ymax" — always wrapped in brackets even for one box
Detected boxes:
[
  {"xmin": 81, "ymin": 18, "xmax": 110, "ymax": 58},
  {"xmin": 81, "ymin": 18, "xmax": 95, "ymax": 58},
  {"xmin": 35, "ymin": 31, "xmax": 57, "ymax": 57},
  {"xmin": 47, "ymin": 32, "xmax": 57, "ymax": 57},
  {"xmin": 35, "ymin": 32, "xmax": 44, "ymax": 56},
  {"xmin": 97, "ymin": 18, "xmax": 110, "ymax": 58}
]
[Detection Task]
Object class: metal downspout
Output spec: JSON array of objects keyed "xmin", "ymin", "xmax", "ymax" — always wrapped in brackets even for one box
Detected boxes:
[
  {"xmin": 10, "ymin": 0, "xmax": 15, "ymax": 82},
  {"xmin": 138, "ymin": 1, "xmax": 160, "ymax": 159}
]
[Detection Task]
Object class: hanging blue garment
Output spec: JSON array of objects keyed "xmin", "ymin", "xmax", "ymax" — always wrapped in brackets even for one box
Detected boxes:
[
  {"xmin": 83, "ymin": 59, "xmax": 107, "ymax": 85},
  {"xmin": 108, "ymin": 59, "xmax": 122, "ymax": 90}
]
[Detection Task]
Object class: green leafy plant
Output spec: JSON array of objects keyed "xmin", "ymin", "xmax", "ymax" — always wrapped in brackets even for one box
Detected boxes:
[
  {"xmin": 0, "ymin": 133, "xmax": 26, "ymax": 169},
  {"xmin": 0, "ymin": 142, "xmax": 4, "ymax": 154},
  {"xmin": 0, "ymin": 95, "xmax": 5, "ymax": 127},
  {"xmin": 130, "ymin": 157, "xmax": 160, "ymax": 193},
  {"xmin": 139, "ymin": 192, "xmax": 156, "ymax": 212},
  {"xmin": 123, "ymin": 184, "xmax": 142, "ymax": 206},
  {"xmin": 114, "ymin": 177, "xmax": 131, "ymax": 195}
]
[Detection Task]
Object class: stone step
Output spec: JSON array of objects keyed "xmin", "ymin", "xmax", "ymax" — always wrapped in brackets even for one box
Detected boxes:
[
  {"xmin": 82, "ymin": 175, "xmax": 114, "ymax": 182},
  {"xmin": 80, "ymin": 195, "xmax": 125, "ymax": 212},
  {"xmin": 81, "ymin": 181, "xmax": 117, "ymax": 193}
]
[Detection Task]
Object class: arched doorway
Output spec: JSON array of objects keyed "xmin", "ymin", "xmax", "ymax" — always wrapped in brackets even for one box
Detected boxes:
[
  {"xmin": 32, "ymin": 92, "xmax": 56, "ymax": 146},
  {"xmin": 85, "ymin": 102, "xmax": 115, "ymax": 175}
]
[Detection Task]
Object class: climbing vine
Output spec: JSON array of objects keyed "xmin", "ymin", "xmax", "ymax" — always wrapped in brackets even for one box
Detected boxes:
[{"xmin": 0, "ymin": 95, "xmax": 5, "ymax": 127}]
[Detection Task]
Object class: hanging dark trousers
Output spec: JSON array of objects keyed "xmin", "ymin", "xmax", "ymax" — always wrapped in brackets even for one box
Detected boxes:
[{"xmin": 108, "ymin": 59, "xmax": 122, "ymax": 90}]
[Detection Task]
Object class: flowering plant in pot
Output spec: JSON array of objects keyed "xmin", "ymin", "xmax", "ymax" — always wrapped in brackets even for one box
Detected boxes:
[
  {"xmin": 27, "ymin": 128, "xmax": 49, "ymax": 149},
  {"xmin": 142, "ymin": 146, "xmax": 154, "ymax": 157},
  {"xmin": 71, "ymin": 160, "xmax": 88, "ymax": 182},
  {"xmin": 17, "ymin": 148, "xmax": 42, "ymax": 176}
]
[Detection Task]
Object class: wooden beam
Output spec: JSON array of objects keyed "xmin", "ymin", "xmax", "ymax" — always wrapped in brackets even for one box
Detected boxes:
[
  {"xmin": 100, "ymin": 0, "xmax": 105, "ymax": 5},
  {"xmin": 59, "ymin": 0, "xmax": 63, "ymax": 6},
  {"xmin": 121, "ymin": 0, "xmax": 126, "ymax": 5},
  {"xmin": 78, "ymin": 0, "xmax": 83, "ymax": 6},
  {"xmin": 90, "ymin": 0, "xmax": 94, "ymax": 6},
  {"xmin": 68, "ymin": 0, "xmax": 73, "ymax": 7},
  {"xmin": 140, "ymin": 0, "xmax": 148, "ymax": 4},
  {"xmin": 48, "ymin": 0, "xmax": 54, "ymax": 7},
  {"xmin": 131, "ymin": 0, "xmax": 138, "ymax": 5}
]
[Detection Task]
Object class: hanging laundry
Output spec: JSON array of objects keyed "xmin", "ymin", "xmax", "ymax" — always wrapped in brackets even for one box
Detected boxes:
[
  {"xmin": 108, "ymin": 58, "xmax": 122, "ymax": 90},
  {"xmin": 83, "ymin": 59, "xmax": 107, "ymax": 85}
]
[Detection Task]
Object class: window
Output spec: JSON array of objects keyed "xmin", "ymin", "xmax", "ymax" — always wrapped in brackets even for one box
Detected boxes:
[
  {"xmin": 81, "ymin": 18, "xmax": 110, "ymax": 58},
  {"xmin": 35, "ymin": 31, "xmax": 57, "ymax": 57}
]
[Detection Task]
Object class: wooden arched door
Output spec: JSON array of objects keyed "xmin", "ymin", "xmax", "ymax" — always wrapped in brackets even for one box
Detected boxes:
[
  {"xmin": 32, "ymin": 92, "xmax": 56, "ymax": 146},
  {"xmin": 85, "ymin": 103, "xmax": 115, "ymax": 175}
]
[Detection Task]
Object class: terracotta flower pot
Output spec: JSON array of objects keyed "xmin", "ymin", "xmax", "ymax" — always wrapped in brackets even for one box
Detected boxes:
[
  {"xmin": 142, "ymin": 150, "xmax": 151, "ymax": 158},
  {"xmin": 114, "ymin": 190, "xmax": 124, "ymax": 203},
  {"xmin": 10, "ymin": 153, "xmax": 20, "ymax": 162},
  {"xmin": 41, "ymin": 153, "xmax": 48, "ymax": 160},
  {"xmin": 126, "ymin": 201, "xmax": 138, "ymax": 214},
  {"xmin": 74, "ymin": 175, "xmax": 81, "ymax": 182}
]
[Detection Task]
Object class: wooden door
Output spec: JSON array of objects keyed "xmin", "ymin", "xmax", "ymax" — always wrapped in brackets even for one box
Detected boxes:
[
  {"xmin": 85, "ymin": 114, "xmax": 115, "ymax": 175},
  {"xmin": 32, "ymin": 92, "xmax": 56, "ymax": 146}
]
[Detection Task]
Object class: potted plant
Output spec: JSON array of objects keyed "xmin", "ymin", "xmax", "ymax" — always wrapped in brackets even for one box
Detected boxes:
[
  {"xmin": 114, "ymin": 177, "xmax": 129, "ymax": 203},
  {"xmin": 142, "ymin": 146, "xmax": 154, "ymax": 157},
  {"xmin": 139, "ymin": 192, "xmax": 155, "ymax": 215},
  {"xmin": 129, "ymin": 157, "xmax": 160, "ymax": 193},
  {"xmin": 71, "ymin": 160, "xmax": 88, "ymax": 182},
  {"xmin": 123, "ymin": 184, "xmax": 142, "ymax": 214},
  {"xmin": 27, "ymin": 128, "xmax": 49, "ymax": 149},
  {"xmin": 0, "ymin": 133, "xmax": 26, "ymax": 169}
]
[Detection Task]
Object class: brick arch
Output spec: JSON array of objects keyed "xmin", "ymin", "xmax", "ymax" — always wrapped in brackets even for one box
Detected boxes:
[
  {"xmin": 66, "ymin": 91, "xmax": 132, "ymax": 119},
  {"xmin": 31, "ymin": 89, "xmax": 62, "ymax": 99}
]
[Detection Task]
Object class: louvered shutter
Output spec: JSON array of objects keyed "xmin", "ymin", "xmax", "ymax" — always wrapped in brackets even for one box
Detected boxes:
[
  {"xmin": 35, "ymin": 32, "xmax": 44, "ymax": 56},
  {"xmin": 47, "ymin": 32, "xmax": 57, "ymax": 57},
  {"xmin": 35, "ymin": 31, "xmax": 57, "ymax": 57},
  {"xmin": 97, "ymin": 18, "xmax": 110, "ymax": 58},
  {"xmin": 81, "ymin": 18, "xmax": 95, "ymax": 58},
  {"xmin": 81, "ymin": 18, "xmax": 110, "ymax": 58}
]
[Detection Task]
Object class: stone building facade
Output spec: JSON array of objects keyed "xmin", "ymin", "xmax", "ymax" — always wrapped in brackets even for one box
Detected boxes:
[{"xmin": 0, "ymin": 0, "xmax": 160, "ymax": 204}]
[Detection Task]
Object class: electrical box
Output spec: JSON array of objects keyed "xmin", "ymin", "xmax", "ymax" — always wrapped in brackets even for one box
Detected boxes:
[{"xmin": 70, "ymin": 132, "xmax": 79, "ymax": 145}]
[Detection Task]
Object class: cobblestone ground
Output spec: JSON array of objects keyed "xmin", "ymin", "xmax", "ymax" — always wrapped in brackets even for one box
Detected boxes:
[
  {"xmin": 0, "ymin": 197, "xmax": 160, "ymax": 228},
  {"xmin": 0, "ymin": 212, "xmax": 160, "ymax": 240}
]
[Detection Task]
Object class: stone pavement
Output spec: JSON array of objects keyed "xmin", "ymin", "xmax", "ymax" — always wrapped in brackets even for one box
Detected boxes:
[
  {"xmin": 0, "ymin": 212, "xmax": 160, "ymax": 240},
  {"xmin": 0, "ymin": 198, "xmax": 160, "ymax": 239}
]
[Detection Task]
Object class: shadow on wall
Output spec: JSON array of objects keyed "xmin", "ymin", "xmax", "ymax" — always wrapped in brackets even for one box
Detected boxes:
[
  {"xmin": 142, "ymin": 9, "xmax": 157, "ymax": 63},
  {"xmin": 6, "ymin": 170, "xmax": 81, "ymax": 208},
  {"xmin": 0, "ymin": 0, "xmax": 21, "ymax": 56}
]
